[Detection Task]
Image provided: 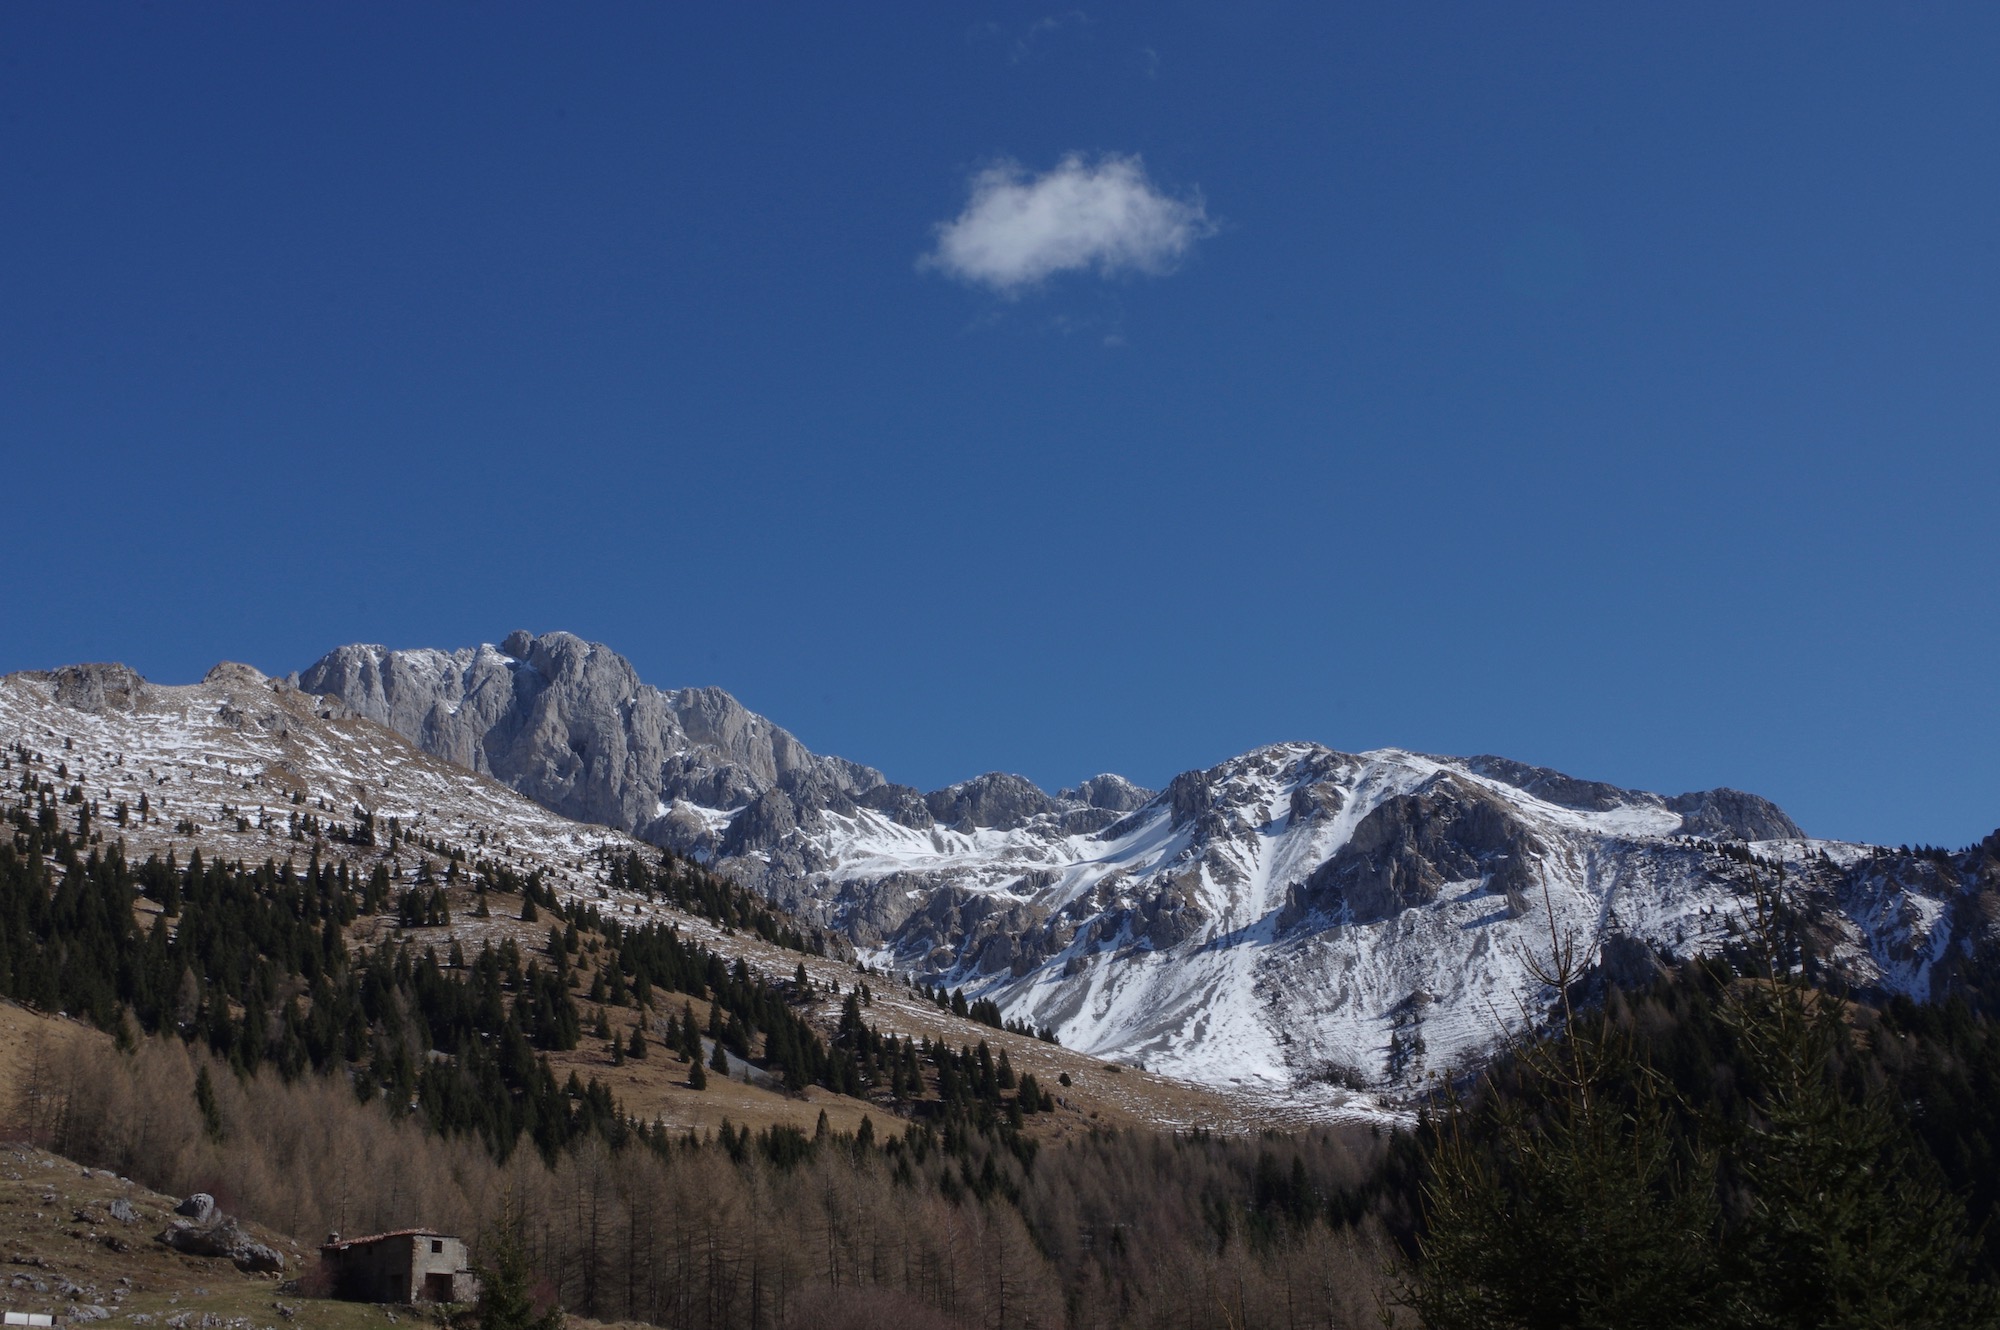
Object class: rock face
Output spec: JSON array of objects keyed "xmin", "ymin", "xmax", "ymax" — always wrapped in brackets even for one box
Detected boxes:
[
  {"xmin": 1300, "ymin": 774, "xmax": 1542, "ymax": 923},
  {"xmin": 299, "ymin": 631, "xmax": 889, "ymax": 848},
  {"xmin": 925, "ymin": 773, "xmax": 1058, "ymax": 830},
  {"xmin": 60, "ymin": 664, "xmax": 145, "ymax": 712},
  {"xmin": 298, "ymin": 632, "xmax": 1160, "ymax": 905},
  {"xmin": 1061, "ymin": 774, "xmax": 1155, "ymax": 813},
  {"xmin": 1665, "ymin": 787, "xmax": 1805, "ymax": 842},
  {"xmin": 17, "ymin": 662, "xmax": 148, "ymax": 714},
  {"xmin": 293, "ymin": 629, "xmax": 1999, "ymax": 1097}
]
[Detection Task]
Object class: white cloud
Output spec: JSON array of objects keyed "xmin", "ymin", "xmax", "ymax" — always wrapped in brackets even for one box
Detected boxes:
[{"xmin": 921, "ymin": 154, "xmax": 1213, "ymax": 295}]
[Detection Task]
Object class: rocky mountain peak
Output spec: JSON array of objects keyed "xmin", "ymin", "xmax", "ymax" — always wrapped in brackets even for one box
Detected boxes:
[
  {"xmin": 1459, "ymin": 752, "xmax": 1805, "ymax": 841},
  {"xmin": 498, "ymin": 628, "xmax": 640, "ymax": 695},
  {"xmin": 1460, "ymin": 754, "xmax": 1636, "ymax": 813},
  {"xmin": 203, "ymin": 661, "xmax": 268, "ymax": 687},
  {"xmin": 300, "ymin": 631, "xmax": 885, "ymax": 852},
  {"xmin": 1665, "ymin": 787, "xmax": 1804, "ymax": 842},
  {"xmin": 45, "ymin": 661, "xmax": 146, "ymax": 714},
  {"xmin": 924, "ymin": 772, "xmax": 1058, "ymax": 831},
  {"xmin": 1060, "ymin": 773, "xmax": 1155, "ymax": 813}
]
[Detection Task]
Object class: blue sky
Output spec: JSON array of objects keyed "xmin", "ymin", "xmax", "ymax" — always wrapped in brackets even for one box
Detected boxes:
[{"xmin": 3, "ymin": 5, "xmax": 1996, "ymax": 846}]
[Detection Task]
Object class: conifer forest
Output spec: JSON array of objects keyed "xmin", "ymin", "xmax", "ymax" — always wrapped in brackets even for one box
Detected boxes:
[{"xmin": 6, "ymin": 731, "xmax": 2000, "ymax": 1329}]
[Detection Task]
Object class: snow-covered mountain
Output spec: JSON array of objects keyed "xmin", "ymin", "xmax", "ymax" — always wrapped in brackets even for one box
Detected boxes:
[
  {"xmin": 296, "ymin": 634, "xmax": 1157, "ymax": 920},
  {"xmin": 5, "ymin": 659, "xmax": 1330, "ymax": 1133},
  {"xmin": 0, "ymin": 658, "xmax": 721, "ymax": 916},
  {"xmin": 290, "ymin": 632, "xmax": 2000, "ymax": 1101}
]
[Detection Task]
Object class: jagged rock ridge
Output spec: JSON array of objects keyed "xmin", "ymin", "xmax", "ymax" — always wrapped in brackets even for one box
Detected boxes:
[
  {"xmin": 300, "ymin": 632, "xmax": 886, "ymax": 842},
  {"xmin": 298, "ymin": 633, "xmax": 1158, "ymax": 915},
  {"xmin": 295, "ymin": 631, "xmax": 1995, "ymax": 1099},
  {"xmin": 0, "ymin": 655, "xmax": 863, "ymax": 984}
]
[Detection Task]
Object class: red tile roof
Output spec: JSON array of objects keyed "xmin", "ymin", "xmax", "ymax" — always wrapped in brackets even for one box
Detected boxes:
[{"xmin": 321, "ymin": 1229, "xmax": 458, "ymax": 1252}]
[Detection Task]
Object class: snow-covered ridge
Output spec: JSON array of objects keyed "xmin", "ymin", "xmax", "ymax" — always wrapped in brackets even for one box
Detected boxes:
[
  {"xmin": 0, "ymin": 660, "xmax": 657, "ymax": 905},
  {"xmin": 801, "ymin": 743, "xmax": 1763, "ymax": 1092},
  {"xmin": 291, "ymin": 633, "xmax": 1996, "ymax": 1101},
  {"xmin": 0, "ymin": 658, "xmax": 1364, "ymax": 1131}
]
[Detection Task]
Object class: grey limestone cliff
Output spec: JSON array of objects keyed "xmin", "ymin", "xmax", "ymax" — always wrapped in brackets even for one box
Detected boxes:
[{"xmin": 300, "ymin": 630, "xmax": 887, "ymax": 851}]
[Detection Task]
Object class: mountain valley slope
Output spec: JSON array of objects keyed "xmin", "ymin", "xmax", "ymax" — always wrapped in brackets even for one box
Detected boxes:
[
  {"xmin": 0, "ymin": 659, "xmax": 1292, "ymax": 1132},
  {"xmin": 295, "ymin": 633, "xmax": 2000, "ymax": 1101}
]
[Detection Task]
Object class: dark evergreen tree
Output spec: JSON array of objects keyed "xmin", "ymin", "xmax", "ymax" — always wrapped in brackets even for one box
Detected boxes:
[
  {"xmin": 1413, "ymin": 899, "xmax": 1725, "ymax": 1330},
  {"xmin": 470, "ymin": 1219, "xmax": 563, "ymax": 1330},
  {"xmin": 194, "ymin": 1064, "xmax": 224, "ymax": 1141},
  {"xmin": 1724, "ymin": 976, "xmax": 1996, "ymax": 1329}
]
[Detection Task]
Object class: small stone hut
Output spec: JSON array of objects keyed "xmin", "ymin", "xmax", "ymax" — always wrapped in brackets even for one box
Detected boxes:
[{"xmin": 319, "ymin": 1230, "xmax": 476, "ymax": 1304}]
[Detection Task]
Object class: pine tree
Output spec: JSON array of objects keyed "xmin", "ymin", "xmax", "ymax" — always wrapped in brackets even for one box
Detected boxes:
[
  {"xmin": 1412, "ymin": 890, "xmax": 1724, "ymax": 1329},
  {"xmin": 1723, "ymin": 971, "xmax": 1997, "ymax": 1328},
  {"xmin": 679, "ymin": 1003, "xmax": 700, "ymax": 1063},
  {"xmin": 1415, "ymin": 1074, "xmax": 1722, "ymax": 1329},
  {"xmin": 194, "ymin": 1064, "xmax": 224, "ymax": 1141},
  {"xmin": 470, "ymin": 1217, "xmax": 564, "ymax": 1330}
]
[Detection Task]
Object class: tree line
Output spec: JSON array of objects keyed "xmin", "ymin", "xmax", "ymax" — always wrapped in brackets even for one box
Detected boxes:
[
  {"xmin": 20, "ymin": 1021, "xmax": 1396, "ymax": 1329},
  {"xmin": 1403, "ymin": 879, "xmax": 2000, "ymax": 1328}
]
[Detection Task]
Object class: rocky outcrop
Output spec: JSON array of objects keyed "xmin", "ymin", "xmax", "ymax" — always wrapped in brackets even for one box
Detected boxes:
[
  {"xmin": 1299, "ymin": 774, "xmax": 1543, "ymax": 923},
  {"xmin": 1666, "ymin": 788, "xmax": 1804, "ymax": 842},
  {"xmin": 888, "ymin": 884, "xmax": 1053, "ymax": 977},
  {"xmin": 857, "ymin": 783, "xmax": 935, "ymax": 829},
  {"xmin": 172, "ymin": 1193, "xmax": 216, "ymax": 1224},
  {"xmin": 1060, "ymin": 774, "xmax": 1155, "ymax": 813},
  {"xmin": 718, "ymin": 788, "xmax": 812, "ymax": 858},
  {"xmin": 1165, "ymin": 770, "xmax": 1215, "ymax": 828},
  {"xmin": 46, "ymin": 663, "xmax": 145, "ymax": 714},
  {"xmin": 1465, "ymin": 755, "xmax": 1805, "ymax": 841},
  {"xmin": 925, "ymin": 773, "xmax": 1059, "ymax": 831},
  {"xmin": 1461, "ymin": 755, "xmax": 1634, "ymax": 813},
  {"xmin": 300, "ymin": 631, "xmax": 888, "ymax": 851},
  {"xmin": 203, "ymin": 662, "xmax": 268, "ymax": 688},
  {"xmin": 1059, "ymin": 806, "xmax": 1127, "ymax": 836},
  {"xmin": 157, "ymin": 1200, "xmax": 285, "ymax": 1273},
  {"xmin": 1289, "ymin": 780, "xmax": 1346, "ymax": 824}
]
